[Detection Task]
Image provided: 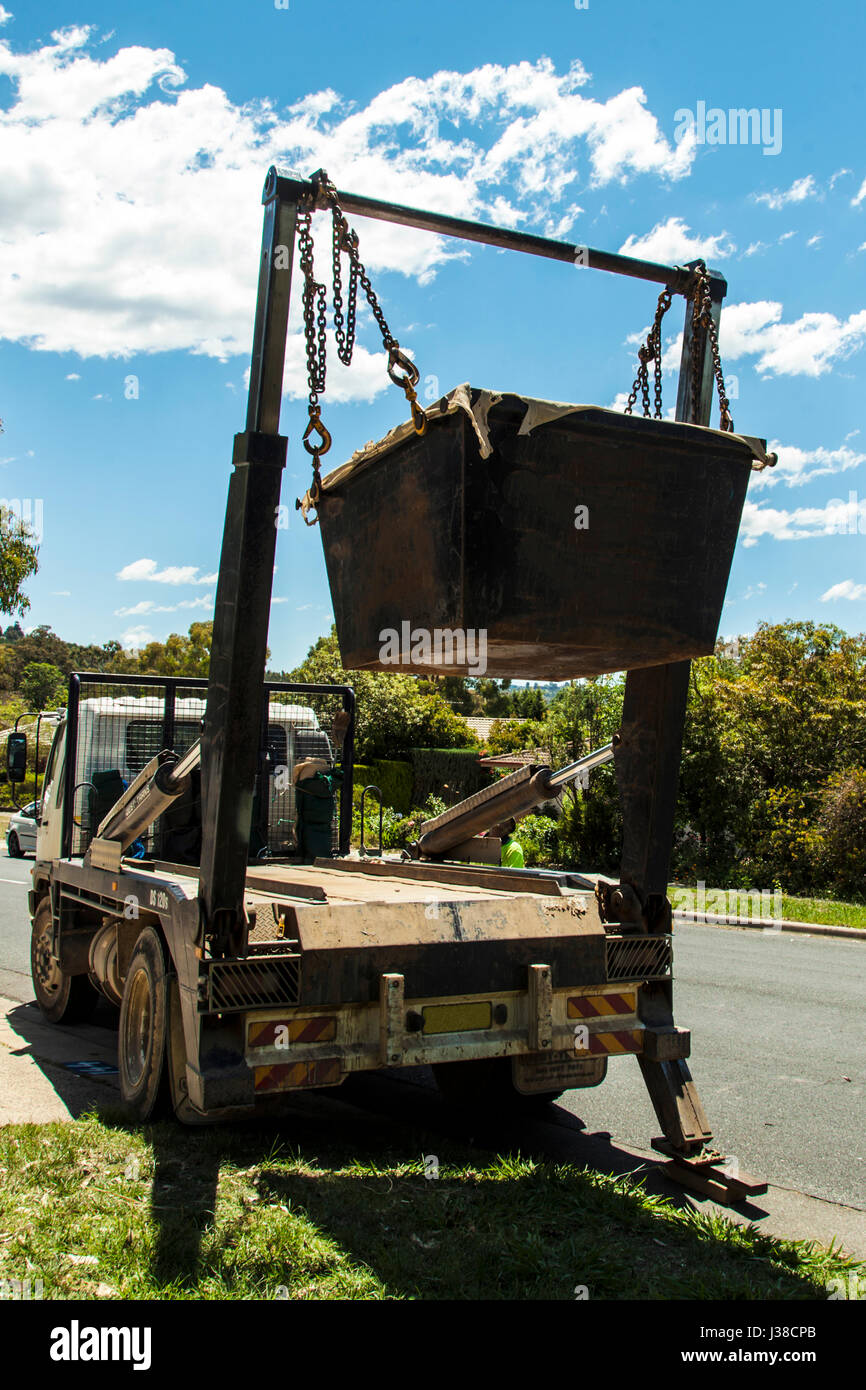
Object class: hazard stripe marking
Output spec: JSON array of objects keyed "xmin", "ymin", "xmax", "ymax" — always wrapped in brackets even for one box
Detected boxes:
[
  {"xmin": 567, "ymin": 992, "xmax": 636, "ymax": 1019},
  {"xmin": 248, "ymin": 1016, "xmax": 337, "ymax": 1049},
  {"xmin": 584, "ymin": 1030, "xmax": 642, "ymax": 1056},
  {"xmin": 254, "ymin": 1058, "xmax": 342, "ymax": 1092}
]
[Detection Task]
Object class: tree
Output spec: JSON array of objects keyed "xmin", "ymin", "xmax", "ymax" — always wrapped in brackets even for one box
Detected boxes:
[
  {"xmin": 471, "ymin": 678, "xmax": 514, "ymax": 716},
  {"xmin": 0, "ymin": 507, "xmax": 39, "ymax": 618},
  {"xmin": 676, "ymin": 622, "xmax": 866, "ymax": 890},
  {"xmin": 291, "ymin": 627, "xmax": 477, "ymax": 760},
  {"xmin": 115, "ymin": 622, "xmax": 214, "ymax": 677},
  {"xmin": 20, "ymin": 661, "xmax": 67, "ymax": 711},
  {"xmin": 512, "ymin": 686, "xmax": 547, "ymax": 719},
  {"xmin": 417, "ymin": 674, "xmax": 475, "ymax": 715},
  {"xmin": 817, "ymin": 768, "xmax": 866, "ymax": 900}
]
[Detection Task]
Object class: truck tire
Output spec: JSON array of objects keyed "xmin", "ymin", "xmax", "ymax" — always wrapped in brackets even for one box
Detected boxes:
[
  {"xmin": 433, "ymin": 1058, "xmax": 564, "ymax": 1112},
  {"xmin": 118, "ymin": 925, "xmax": 171, "ymax": 1121},
  {"xmin": 30, "ymin": 899, "xmax": 99, "ymax": 1024}
]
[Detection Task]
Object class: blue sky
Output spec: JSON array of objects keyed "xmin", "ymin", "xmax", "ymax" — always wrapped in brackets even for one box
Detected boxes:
[{"xmin": 1, "ymin": 0, "xmax": 864, "ymax": 671}]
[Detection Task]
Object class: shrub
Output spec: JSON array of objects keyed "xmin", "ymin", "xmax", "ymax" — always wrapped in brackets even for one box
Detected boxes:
[
  {"xmin": 817, "ymin": 767, "xmax": 866, "ymax": 900},
  {"xmin": 516, "ymin": 814, "xmax": 559, "ymax": 867},
  {"xmin": 351, "ymin": 759, "xmax": 413, "ymax": 814},
  {"xmin": 401, "ymin": 748, "xmax": 492, "ymax": 806}
]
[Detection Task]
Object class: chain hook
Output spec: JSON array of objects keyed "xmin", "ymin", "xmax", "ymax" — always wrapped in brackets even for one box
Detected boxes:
[
  {"xmin": 387, "ymin": 345, "xmax": 420, "ymax": 389},
  {"xmin": 387, "ymin": 346, "xmax": 426, "ymax": 433},
  {"xmin": 296, "ymin": 170, "xmax": 430, "ymax": 474},
  {"xmin": 302, "ymin": 409, "xmax": 332, "ymax": 459}
]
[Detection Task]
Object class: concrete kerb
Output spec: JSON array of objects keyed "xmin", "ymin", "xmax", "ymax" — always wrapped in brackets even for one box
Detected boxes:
[{"xmin": 674, "ymin": 912, "xmax": 865, "ymax": 942}]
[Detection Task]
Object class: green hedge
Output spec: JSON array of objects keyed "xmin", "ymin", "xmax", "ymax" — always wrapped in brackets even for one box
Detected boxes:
[
  {"xmin": 351, "ymin": 759, "xmax": 414, "ymax": 814},
  {"xmin": 399, "ymin": 747, "xmax": 492, "ymax": 807}
]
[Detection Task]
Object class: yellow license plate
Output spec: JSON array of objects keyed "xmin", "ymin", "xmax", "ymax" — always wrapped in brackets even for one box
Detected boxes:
[{"xmin": 422, "ymin": 1001, "xmax": 492, "ymax": 1034}]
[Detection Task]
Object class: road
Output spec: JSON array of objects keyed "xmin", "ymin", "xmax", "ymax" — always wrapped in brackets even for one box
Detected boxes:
[
  {"xmin": 0, "ymin": 848, "xmax": 863, "ymax": 1209},
  {"xmin": 0, "ymin": 851, "xmax": 33, "ymax": 1002}
]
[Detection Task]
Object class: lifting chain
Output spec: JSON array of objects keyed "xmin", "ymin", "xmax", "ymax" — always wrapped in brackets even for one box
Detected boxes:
[
  {"xmin": 623, "ymin": 264, "xmax": 734, "ymax": 431},
  {"xmin": 624, "ymin": 287, "xmax": 673, "ymax": 421},
  {"xmin": 689, "ymin": 263, "xmax": 734, "ymax": 432},
  {"xmin": 296, "ymin": 170, "xmax": 427, "ymax": 526}
]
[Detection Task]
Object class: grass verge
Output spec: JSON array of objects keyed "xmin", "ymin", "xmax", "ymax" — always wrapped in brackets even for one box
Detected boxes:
[
  {"xmin": 0, "ymin": 1108, "xmax": 862, "ymax": 1300},
  {"xmin": 778, "ymin": 896, "xmax": 866, "ymax": 930},
  {"xmin": 670, "ymin": 884, "xmax": 866, "ymax": 931}
]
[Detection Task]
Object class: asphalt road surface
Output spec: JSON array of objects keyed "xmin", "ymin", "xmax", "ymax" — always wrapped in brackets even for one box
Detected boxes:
[{"xmin": 0, "ymin": 848, "xmax": 863, "ymax": 1208}]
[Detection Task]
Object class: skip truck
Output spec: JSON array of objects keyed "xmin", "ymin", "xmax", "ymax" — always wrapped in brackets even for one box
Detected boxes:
[{"xmin": 8, "ymin": 169, "xmax": 769, "ymax": 1202}]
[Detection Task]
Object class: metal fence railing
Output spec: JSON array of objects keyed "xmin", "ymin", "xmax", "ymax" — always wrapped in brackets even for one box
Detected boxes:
[{"xmin": 62, "ymin": 673, "xmax": 354, "ymax": 864}]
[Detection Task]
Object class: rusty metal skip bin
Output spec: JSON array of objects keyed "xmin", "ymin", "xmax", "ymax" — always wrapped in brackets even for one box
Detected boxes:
[{"xmin": 316, "ymin": 383, "xmax": 769, "ymax": 680}]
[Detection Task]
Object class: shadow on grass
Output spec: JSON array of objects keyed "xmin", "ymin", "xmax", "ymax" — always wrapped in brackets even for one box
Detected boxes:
[{"xmin": 98, "ymin": 1075, "xmax": 829, "ymax": 1301}]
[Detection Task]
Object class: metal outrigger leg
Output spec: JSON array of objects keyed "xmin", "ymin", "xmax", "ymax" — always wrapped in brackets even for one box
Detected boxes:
[{"xmin": 611, "ymin": 268, "xmax": 766, "ymax": 1202}]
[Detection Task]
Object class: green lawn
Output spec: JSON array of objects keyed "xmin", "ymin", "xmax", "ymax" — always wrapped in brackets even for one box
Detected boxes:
[
  {"xmin": 670, "ymin": 884, "xmax": 866, "ymax": 931},
  {"xmin": 778, "ymin": 896, "xmax": 866, "ymax": 930},
  {"xmin": 0, "ymin": 1109, "xmax": 861, "ymax": 1300}
]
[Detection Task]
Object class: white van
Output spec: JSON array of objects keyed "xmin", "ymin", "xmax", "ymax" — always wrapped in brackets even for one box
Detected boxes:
[{"xmin": 37, "ymin": 694, "xmax": 333, "ymax": 865}]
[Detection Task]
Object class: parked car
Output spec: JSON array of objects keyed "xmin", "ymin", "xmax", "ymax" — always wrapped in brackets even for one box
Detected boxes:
[{"xmin": 7, "ymin": 801, "xmax": 39, "ymax": 858}]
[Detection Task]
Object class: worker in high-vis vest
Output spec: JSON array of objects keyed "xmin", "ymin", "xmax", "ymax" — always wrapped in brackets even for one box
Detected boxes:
[{"xmin": 494, "ymin": 817, "xmax": 525, "ymax": 868}]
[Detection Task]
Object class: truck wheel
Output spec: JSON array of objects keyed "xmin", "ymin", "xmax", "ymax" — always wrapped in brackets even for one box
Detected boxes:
[
  {"xmin": 30, "ymin": 900, "xmax": 98, "ymax": 1024},
  {"xmin": 7, "ymin": 832, "xmax": 24, "ymax": 859},
  {"xmin": 433, "ymin": 1058, "xmax": 563, "ymax": 1112},
  {"xmin": 118, "ymin": 925, "xmax": 170, "ymax": 1121}
]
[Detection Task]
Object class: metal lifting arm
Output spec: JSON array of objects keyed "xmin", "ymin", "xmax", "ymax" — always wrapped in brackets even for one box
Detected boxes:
[
  {"xmin": 95, "ymin": 740, "xmax": 201, "ymax": 853},
  {"xmin": 416, "ymin": 743, "xmax": 614, "ymax": 858}
]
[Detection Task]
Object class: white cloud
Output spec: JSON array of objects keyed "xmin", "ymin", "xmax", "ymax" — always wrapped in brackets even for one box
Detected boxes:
[
  {"xmin": 852, "ymin": 178, "xmax": 866, "ymax": 207},
  {"xmin": 52, "ymin": 589, "xmax": 70, "ymax": 596},
  {"xmin": 618, "ymin": 217, "xmax": 734, "ymax": 263},
  {"xmin": 744, "ymin": 229, "xmax": 802, "ymax": 258},
  {"xmin": 752, "ymin": 174, "xmax": 817, "ymax": 210},
  {"xmin": 114, "ymin": 594, "xmax": 213, "ymax": 616},
  {"xmin": 749, "ymin": 441, "xmax": 866, "ymax": 489},
  {"xmin": 120, "ymin": 624, "xmax": 155, "ymax": 648},
  {"xmin": 65, "ymin": 371, "xmax": 80, "ymax": 380},
  {"xmin": 720, "ymin": 300, "xmax": 866, "ymax": 377},
  {"xmin": 0, "ymin": 32, "xmax": 694, "ymax": 403},
  {"xmin": 806, "ymin": 233, "xmax": 822, "ymax": 247},
  {"xmin": 740, "ymin": 495, "xmax": 866, "ymax": 545},
  {"xmin": 0, "ymin": 8, "xmax": 12, "ymax": 25},
  {"xmin": 116, "ymin": 557, "xmax": 217, "ymax": 584},
  {"xmin": 821, "ymin": 579, "xmax": 866, "ymax": 601}
]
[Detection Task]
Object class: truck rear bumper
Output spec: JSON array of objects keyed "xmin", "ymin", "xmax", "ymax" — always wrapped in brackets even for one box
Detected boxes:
[{"xmin": 241, "ymin": 974, "xmax": 686, "ymax": 1096}]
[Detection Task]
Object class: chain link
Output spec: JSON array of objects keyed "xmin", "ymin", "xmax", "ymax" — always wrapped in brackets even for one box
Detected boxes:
[
  {"xmin": 295, "ymin": 171, "xmax": 427, "ymax": 523},
  {"xmin": 624, "ymin": 288, "xmax": 673, "ymax": 420},
  {"xmin": 623, "ymin": 268, "xmax": 734, "ymax": 431},
  {"xmin": 689, "ymin": 263, "xmax": 734, "ymax": 431}
]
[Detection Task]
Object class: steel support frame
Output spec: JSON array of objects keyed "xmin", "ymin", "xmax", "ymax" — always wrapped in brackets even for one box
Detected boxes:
[
  {"xmin": 615, "ymin": 262, "xmax": 725, "ymax": 1155},
  {"xmin": 199, "ymin": 188, "xmax": 297, "ymax": 955},
  {"xmin": 197, "ymin": 169, "xmax": 727, "ymax": 994}
]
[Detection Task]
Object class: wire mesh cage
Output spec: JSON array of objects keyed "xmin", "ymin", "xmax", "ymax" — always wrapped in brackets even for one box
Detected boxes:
[{"xmin": 65, "ymin": 676, "xmax": 353, "ymax": 864}]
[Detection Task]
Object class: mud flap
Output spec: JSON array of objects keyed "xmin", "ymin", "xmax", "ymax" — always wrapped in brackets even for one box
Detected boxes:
[{"xmin": 513, "ymin": 1051, "xmax": 607, "ymax": 1095}]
